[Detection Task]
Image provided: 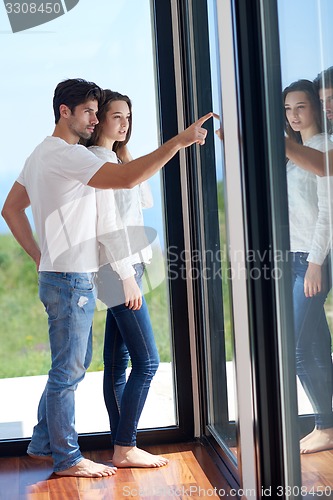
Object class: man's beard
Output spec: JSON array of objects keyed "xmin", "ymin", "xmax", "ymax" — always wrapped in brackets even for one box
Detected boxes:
[{"xmin": 78, "ymin": 129, "xmax": 93, "ymax": 140}]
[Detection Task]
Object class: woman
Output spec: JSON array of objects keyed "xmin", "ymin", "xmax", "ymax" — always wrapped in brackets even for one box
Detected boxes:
[
  {"xmin": 88, "ymin": 90, "xmax": 168, "ymax": 468},
  {"xmin": 284, "ymin": 79, "xmax": 333, "ymax": 453}
]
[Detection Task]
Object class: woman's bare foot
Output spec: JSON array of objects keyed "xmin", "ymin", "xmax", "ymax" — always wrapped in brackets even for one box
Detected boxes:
[
  {"xmin": 300, "ymin": 427, "xmax": 333, "ymax": 454},
  {"xmin": 55, "ymin": 458, "xmax": 117, "ymax": 477},
  {"xmin": 300, "ymin": 427, "xmax": 316, "ymax": 446},
  {"xmin": 112, "ymin": 445, "xmax": 169, "ymax": 468}
]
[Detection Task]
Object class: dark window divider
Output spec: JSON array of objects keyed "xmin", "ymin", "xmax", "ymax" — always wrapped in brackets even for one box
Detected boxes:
[{"xmin": 231, "ymin": 0, "xmax": 299, "ymax": 493}]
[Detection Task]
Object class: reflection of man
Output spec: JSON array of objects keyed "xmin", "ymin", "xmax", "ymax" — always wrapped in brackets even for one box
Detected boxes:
[
  {"xmin": 1, "ymin": 78, "xmax": 211, "ymax": 478},
  {"xmin": 285, "ymin": 136, "xmax": 333, "ymax": 176},
  {"xmin": 286, "ymin": 67, "xmax": 333, "ymax": 176},
  {"xmin": 314, "ymin": 66, "xmax": 333, "ymax": 135}
]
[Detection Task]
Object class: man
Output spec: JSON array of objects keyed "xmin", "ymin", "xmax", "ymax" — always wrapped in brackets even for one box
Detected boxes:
[
  {"xmin": 285, "ymin": 136, "xmax": 332, "ymax": 176},
  {"xmin": 314, "ymin": 66, "xmax": 333, "ymax": 134},
  {"xmin": 286, "ymin": 67, "xmax": 333, "ymax": 176},
  {"xmin": 2, "ymin": 78, "xmax": 211, "ymax": 478}
]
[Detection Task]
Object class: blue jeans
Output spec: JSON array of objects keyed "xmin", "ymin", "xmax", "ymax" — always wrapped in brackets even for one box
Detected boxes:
[
  {"xmin": 292, "ymin": 252, "xmax": 333, "ymax": 429},
  {"xmin": 103, "ymin": 263, "xmax": 159, "ymax": 446},
  {"xmin": 27, "ymin": 272, "xmax": 96, "ymax": 472}
]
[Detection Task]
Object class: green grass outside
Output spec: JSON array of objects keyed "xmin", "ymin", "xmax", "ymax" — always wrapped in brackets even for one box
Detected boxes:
[
  {"xmin": 0, "ymin": 233, "xmax": 171, "ymax": 378},
  {"xmin": 2, "ymin": 192, "xmax": 331, "ymax": 380}
]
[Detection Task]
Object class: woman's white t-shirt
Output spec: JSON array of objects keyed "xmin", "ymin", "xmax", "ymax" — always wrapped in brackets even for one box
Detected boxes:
[
  {"xmin": 89, "ymin": 146, "xmax": 153, "ymax": 280},
  {"xmin": 287, "ymin": 133, "xmax": 333, "ymax": 265}
]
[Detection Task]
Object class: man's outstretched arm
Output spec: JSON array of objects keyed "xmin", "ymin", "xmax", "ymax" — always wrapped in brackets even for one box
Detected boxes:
[
  {"xmin": 88, "ymin": 112, "xmax": 213, "ymax": 189},
  {"xmin": 285, "ymin": 137, "xmax": 332, "ymax": 177}
]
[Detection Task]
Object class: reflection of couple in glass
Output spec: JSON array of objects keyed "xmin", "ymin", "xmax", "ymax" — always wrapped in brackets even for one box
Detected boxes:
[
  {"xmin": 286, "ymin": 67, "xmax": 333, "ymax": 175},
  {"xmin": 283, "ymin": 76, "xmax": 333, "ymax": 454}
]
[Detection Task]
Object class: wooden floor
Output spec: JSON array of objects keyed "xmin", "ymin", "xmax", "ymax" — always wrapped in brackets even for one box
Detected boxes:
[
  {"xmin": 2, "ymin": 442, "xmax": 332, "ymax": 499},
  {"xmin": 0, "ymin": 442, "xmax": 233, "ymax": 499},
  {"xmin": 301, "ymin": 449, "xmax": 333, "ymax": 491}
]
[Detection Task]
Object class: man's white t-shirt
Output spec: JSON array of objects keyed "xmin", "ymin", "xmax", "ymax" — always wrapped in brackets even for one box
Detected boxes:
[{"xmin": 17, "ymin": 136, "xmax": 105, "ymax": 272}]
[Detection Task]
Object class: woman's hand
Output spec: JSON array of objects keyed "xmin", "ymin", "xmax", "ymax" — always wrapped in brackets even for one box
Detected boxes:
[
  {"xmin": 304, "ymin": 262, "xmax": 322, "ymax": 298},
  {"xmin": 122, "ymin": 275, "xmax": 142, "ymax": 310},
  {"xmin": 213, "ymin": 113, "xmax": 224, "ymax": 141}
]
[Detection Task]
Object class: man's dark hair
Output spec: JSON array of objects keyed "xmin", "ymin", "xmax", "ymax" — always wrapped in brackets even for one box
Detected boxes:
[
  {"xmin": 53, "ymin": 78, "xmax": 104, "ymax": 124},
  {"xmin": 313, "ymin": 66, "xmax": 333, "ymax": 91}
]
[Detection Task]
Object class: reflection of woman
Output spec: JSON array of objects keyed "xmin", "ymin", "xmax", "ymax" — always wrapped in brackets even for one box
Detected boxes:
[
  {"xmin": 284, "ymin": 79, "xmax": 333, "ymax": 453},
  {"xmin": 87, "ymin": 90, "xmax": 168, "ymax": 468}
]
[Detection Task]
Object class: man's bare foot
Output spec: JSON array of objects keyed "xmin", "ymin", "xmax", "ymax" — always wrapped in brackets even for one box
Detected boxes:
[
  {"xmin": 55, "ymin": 458, "xmax": 117, "ymax": 477},
  {"xmin": 300, "ymin": 427, "xmax": 333, "ymax": 454},
  {"xmin": 27, "ymin": 452, "xmax": 53, "ymax": 463},
  {"xmin": 112, "ymin": 445, "xmax": 169, "ymax": 468}
]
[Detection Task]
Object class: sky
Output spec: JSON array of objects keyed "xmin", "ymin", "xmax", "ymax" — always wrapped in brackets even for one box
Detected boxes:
[
  {"xmin": 1, "ymin": 0, "xmax": 333, "ymax": 236},
  {"xmin": 278, "ymin": 0, "xmax": 333, "ymax": 87}
]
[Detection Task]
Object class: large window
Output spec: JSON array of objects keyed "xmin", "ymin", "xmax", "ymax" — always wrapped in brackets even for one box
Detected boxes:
[
  {"xmin": 277, "ymin": 0, "xmax": 333, "ymax": 493},
  {"xmin": 168, "ymin": 0, "xmax": 333, "ymax": 494},
  {"xmin": 0, "ymin": 0, "xmax": 176, "ymax": 445}
]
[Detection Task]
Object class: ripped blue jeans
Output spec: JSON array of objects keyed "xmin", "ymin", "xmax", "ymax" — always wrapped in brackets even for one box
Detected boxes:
[{"xmin": 27, "ymin": 272, "xmax": 96, "ymax": 472}]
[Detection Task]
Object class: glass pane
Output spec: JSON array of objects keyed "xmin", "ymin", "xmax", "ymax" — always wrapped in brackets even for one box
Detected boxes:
[
  {"xmin": 0, "ymin": 0, "xmax": 176, "ymax": 442},
  {"xmin": 278, "ymin": 0, "xmax": 333, "ymax": 491},
  {"xmin": 202, "ymin": 0, "xmax": 238, "ymax": 464}
]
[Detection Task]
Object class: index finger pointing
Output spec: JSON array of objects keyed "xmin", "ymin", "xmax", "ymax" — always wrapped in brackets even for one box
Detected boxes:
[{"xmin": 195, "ymin": 112, "xmax": 213, "ymax": 126}]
